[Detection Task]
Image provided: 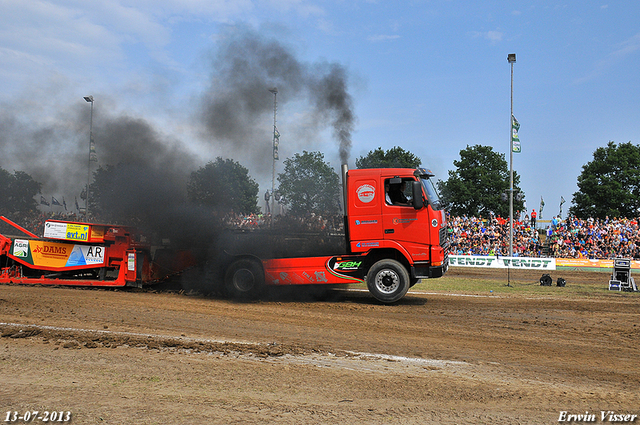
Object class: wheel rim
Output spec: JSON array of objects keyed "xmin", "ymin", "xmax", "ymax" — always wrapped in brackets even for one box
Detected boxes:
[
  {"xmin": 232, "ymin": 268, "xmax": 255, "ymax": 292},
  {"xmin": 375, "ymin": 269, "xmax": 400, "ymax": 294}
]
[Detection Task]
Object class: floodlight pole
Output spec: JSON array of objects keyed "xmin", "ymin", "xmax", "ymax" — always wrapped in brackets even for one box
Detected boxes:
[
  {"xmin": 269, "ymin": 87, "xmax": 278, "ymax": 226},
  {"xmin": 84, "ymin": 95, "xmax": 94, "ymax": 220},
  {"xmin": 507, "ymin": 53, "xmax": 516, "ymax": 259}
]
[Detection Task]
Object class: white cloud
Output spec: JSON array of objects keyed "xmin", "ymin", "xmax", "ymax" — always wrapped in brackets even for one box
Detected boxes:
[
  {"xmin": 575, "ymin": 32, "xmax": 640, "ymax": 84},
  {"xmin": 611, "ymin": 32, "xmax": 640, "ymax": 58},
  {"xmin": 485, "ymin": 30, "xmax": 503, "ymax": 43},
  {"xmin": 265, "ymin": 0, "xmax": 324, "ymax": 18},
  {"xmin": 469, "ymin": 30, "xmax": 503, "ymax": 44},
  {"xmin": 0, "ymin": 0, "xmax": 268, "ymax": 98},
  {"xmin": 116, "ymin": 0, "xmax": 254, "ymax": 19},
  {"xmin": 367, "ymin": 34, "xmax": 401, "ymax": 42}
]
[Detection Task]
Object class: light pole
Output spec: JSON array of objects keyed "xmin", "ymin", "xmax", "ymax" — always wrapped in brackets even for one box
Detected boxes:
[
  {"xmin": 268, "ymin": 87, "xmax": 278, "ymax": 224},
  {"xmin": 84, "ymin": 95, "xmax": 94, "ymax": 220},
  {"xmin": 507, "ymin": 53, "xmax": 516, "ymax": 258}
]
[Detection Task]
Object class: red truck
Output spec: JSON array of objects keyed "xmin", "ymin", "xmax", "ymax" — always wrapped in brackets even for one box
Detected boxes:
[
  {"xmin": 0, "ymin": 166, "xmax": 449, "ymax": 303},
  {"xmin": 222, "ymin": 166, "xmax": 449, "ymax": 303}
]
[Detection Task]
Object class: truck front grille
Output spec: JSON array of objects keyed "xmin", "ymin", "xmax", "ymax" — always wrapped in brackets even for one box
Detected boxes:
[{"xmin": 439, "ymin": 225, "xmax": 448, "ymax": 247}]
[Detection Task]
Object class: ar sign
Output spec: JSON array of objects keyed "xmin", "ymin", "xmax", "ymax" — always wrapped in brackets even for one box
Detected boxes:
[{"xmin": 65, "ymin": 245, "xmax": 105, "ymax": 266}]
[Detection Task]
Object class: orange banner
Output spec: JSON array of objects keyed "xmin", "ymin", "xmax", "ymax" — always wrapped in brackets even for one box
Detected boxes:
[{"xmin": 555, "ymin": 258, "xmax": 640, "ymax": 269}]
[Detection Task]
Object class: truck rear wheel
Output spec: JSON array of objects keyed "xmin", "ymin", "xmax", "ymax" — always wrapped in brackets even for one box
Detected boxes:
[
  {"xmin": 224, "ymin": 258, "xmax": 265, "ymax": 300},
  {"xmin": 366, "ymin": 259, "xmax": 410, "ymax": 303}
]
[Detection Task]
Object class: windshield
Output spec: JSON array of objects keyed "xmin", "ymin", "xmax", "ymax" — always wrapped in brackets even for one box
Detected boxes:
[{"xmin": 420, "ymin": 177, "xmax": 442, "ymax": 210}]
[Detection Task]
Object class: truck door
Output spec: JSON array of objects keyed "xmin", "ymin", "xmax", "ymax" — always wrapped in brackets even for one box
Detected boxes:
[
  {"xmin": 381, "ymin": 177, "xmax": 431, "ymax": 251},
  {"xmin": 348, "ymin": 175, "xmax": 384, "ymax": 247}
]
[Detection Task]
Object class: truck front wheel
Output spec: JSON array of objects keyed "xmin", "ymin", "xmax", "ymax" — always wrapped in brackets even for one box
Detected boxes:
[
  {"xmin": 224, "ymin": 258, "xmax": 265, "ymax": 300},
  {"xmin": 366, "ymin": 259, "xmax": 410, "ymax": 303}
]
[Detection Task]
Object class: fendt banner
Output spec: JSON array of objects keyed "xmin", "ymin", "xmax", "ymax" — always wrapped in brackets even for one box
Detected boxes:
[{"xmin": 449, "ymin": 255, "xmax": 556, "ymax": 270}]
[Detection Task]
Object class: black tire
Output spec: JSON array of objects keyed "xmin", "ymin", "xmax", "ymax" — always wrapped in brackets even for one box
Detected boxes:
[
  {"xmin": 224, "ymin": 258, "xmax": 265, "ymax": 300},
  {"xmin": 366, "ymin": 259, "xmax": 410, "ymax": 303},
  {"xmin": 540, "ymin": 274, "xmax": 552, "ymax": 286}
]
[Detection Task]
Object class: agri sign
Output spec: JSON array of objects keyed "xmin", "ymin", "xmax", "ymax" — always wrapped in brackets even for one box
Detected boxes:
[{"xmin": 449, "ymin": 255, "xmax": 556, "ymax": 270}]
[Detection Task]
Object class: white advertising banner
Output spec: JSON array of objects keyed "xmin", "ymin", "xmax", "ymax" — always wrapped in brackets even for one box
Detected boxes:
[{"xmin": 449, "ymin": 255, "xmax": 556, "ymax": 270}]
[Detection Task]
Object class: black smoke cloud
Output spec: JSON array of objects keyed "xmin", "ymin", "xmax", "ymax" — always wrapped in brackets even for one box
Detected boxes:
[
  {"xmin": 87, "ymin": 115, "xmax": 197, "ymax": 228},
  {"xmin": 199, "ymin": 27, "xmax": 355, "ymax": 166},
  {"xmin": 0, "ymin": 101, "xmax": 87, "ymax": 195},
  {"xmin": 0, "ymin": 99, "xmax": 201, "ymax": 245}
]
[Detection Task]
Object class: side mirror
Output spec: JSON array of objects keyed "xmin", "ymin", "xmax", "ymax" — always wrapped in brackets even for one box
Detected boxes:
[{"xmin": 412, "ymin": 181, "xmax": 424, "ymax": 210}]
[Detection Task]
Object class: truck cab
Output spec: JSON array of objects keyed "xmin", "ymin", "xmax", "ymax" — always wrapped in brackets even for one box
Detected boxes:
[{"xmin": 347, "ymin": 168, "xmax": 449, "ymax": 282}]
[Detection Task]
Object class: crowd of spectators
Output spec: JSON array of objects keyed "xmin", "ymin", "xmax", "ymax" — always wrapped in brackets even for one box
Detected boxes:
[
  {"xmin": 5, "ymin": 210, "xmax": 639, "ymax": 260},
  {"xmin": 448, "ymin": 213, "xmax": 640, "ymax": 260},
  {"xmin": 222, "ymin": 212, "xmax": 344, "ymax": 234}
]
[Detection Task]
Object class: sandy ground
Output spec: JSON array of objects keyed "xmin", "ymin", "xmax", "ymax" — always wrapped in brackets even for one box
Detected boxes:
[{"xmin": 1, "ymin": 268, "xmax": 639, "ymax": 424}]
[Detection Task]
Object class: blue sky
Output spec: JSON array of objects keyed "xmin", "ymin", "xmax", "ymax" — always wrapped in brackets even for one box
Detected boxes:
[{"xmin": 1, "ymin": 1, "xmax": 639, "ymax": 219}]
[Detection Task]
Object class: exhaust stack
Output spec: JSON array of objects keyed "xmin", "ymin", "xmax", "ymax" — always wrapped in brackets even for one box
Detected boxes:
[
  {"xmin": 341, "ymin": 163, "xmax": 349, "ymax": 216},
  {"xmin": 341, "ymin": 163, "xmax": 350, "ymax": 253}
]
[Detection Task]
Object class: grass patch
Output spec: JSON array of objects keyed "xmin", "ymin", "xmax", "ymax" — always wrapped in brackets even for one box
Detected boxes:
[{"xmin": 412, "ymin": 274, "xmax": 638, "ymax": 299}]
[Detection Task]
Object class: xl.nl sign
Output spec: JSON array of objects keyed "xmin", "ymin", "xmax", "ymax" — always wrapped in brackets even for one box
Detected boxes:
[{"xmin": 450, "ymin": 255, "xmax": 556, "ymax": 270}]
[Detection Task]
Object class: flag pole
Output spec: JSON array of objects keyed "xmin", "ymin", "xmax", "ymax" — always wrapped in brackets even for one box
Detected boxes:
[
  {"xmin": 507, "ymin": 53, "xmax": 516, "ymax": 259},
  {"xmin": 507, "ymin": 53, "xmax": 516, "ymax": 288},
  {"xmin": 269, "ymin": 87, "xmax": 278, "ymax": 227}
]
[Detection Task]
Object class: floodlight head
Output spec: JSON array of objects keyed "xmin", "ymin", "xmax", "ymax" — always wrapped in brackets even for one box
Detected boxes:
[
  {"xmin": 83, "ymin": 95, "xmax": 94, "ymax": 103},
  {"xmin": 268, "ymin": 87, "xmax": 278, "ymax": 94},
  {"xmin": 507, "ymin": 53, "xmax": 516, "ymax": 63}
]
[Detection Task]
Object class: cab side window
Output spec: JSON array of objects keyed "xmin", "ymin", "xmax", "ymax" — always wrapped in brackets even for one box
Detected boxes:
[{"xmin": 385, "ymin": 178, "xmax": 413, "ymax": 206}]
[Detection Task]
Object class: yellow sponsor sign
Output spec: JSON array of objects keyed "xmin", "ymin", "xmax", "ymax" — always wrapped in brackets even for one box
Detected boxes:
[
  {"xmin": 65, "ymin": 223, "xmax": 89, "ymax": 241},
  {"xmin": 29, "ymin": 240, "xmax": 73, "ymax": 268}
]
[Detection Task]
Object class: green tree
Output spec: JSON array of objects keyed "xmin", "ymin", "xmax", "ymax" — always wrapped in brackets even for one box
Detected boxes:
[
  {"xmin": 437, "ymin": 144, "xmax": 524, "ymax": 217},
  {"xmin": 569, "ymin": 141, "xmax": 640, "ymax": 219},
  {"xmin": 9, "ymin": 171, "xmax": 42, "ymax": 214},
  {"xmin": 355, "ymin": 146, "xmax": 422, "ymax": 169},
  {"xmin": 187, "ymin": 157, "xmax": 259, "ymax": 214},
  {"xmin": 0, "ymin": 167, "xmax": 11, "ymax": 215},
  {"xmin": 277, "ymin": 151, "xmax": 340, "ymax": 216},
  {"xmin": 0, "ymin": 167, "xmax": 41, "ymax": 216}
]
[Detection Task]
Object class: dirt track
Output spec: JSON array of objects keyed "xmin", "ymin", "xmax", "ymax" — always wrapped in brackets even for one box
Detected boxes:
[{"xmin": 1, "ymin": 268, "xmax": 639, "ymax": 424}]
